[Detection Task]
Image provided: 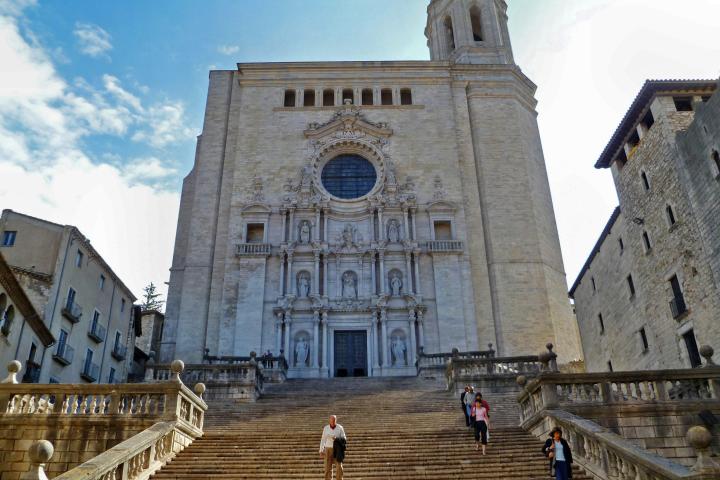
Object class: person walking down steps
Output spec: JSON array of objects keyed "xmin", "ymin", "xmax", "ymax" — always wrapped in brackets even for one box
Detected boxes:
[
  {"xmin": 471, "ymin": 394, "xmax": 490, "ymax": 455},
  {"xmin": 543, "ymin": 427, "xmax": 574, "ymax": 480},
  {"xmin": 460, "ymin": 386, "xmax": 471, "ymax": 426},
  {"xmin": 463, "ymin": 386, "xmax": 475, "ymax": 428},
  {"xmin": 320, "ymin": 414, "xmax": 347, "ymax": 480}
]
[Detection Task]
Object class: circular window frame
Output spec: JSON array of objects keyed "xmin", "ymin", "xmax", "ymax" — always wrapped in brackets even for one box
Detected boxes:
[{"xmin": 312, "ymin": 140, "xmax": 385, "ymax": 203}]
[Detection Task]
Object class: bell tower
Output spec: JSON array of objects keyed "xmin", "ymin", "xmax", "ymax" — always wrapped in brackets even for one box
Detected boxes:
[{"xmin": 425, "ymin": 0, "xmax": 514, "ymax": 64}]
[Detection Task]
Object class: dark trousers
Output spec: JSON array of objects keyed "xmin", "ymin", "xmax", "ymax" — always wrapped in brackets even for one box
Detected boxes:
[
  {"xmin": 554, "ymin": 460, "xmax": 570, "ymax": 480},
  {"xmin": 474, "ymin": 420, "xmax": 488, "ymax": 444}
]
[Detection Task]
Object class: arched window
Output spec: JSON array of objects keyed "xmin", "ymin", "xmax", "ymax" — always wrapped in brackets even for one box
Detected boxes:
[
  {"xmin": 470, "ymin": 5, "xmax": 483, "ymax": 41},
  {"xmin": 342, "ymin": 88, "xmax": 354, "ymax": 104},
  {"xmin": 444, "ymin": 16, "xmax": 455, "ymax": 51},
  {"xmin": 380, "ymin": 88, "xmax": 393, "ymax": 106},
  {"xmin": 1, "ymin": 305, "xmax": 14, "ymax": 336},
  {"xmin": 303, "ymin": 89, "xmax": 315, "ymax": 107},
  {"xmin": 400, "ymin": 88, "xmax": 412, "ymax": 105},
  {"xmin": 361, "ymin": 88, "xmax": 373, "ymax": 106},
  {"xmin": 283, "ymin": 89, "xmax": 296, "ymax": 107},
  {"xmin": 323, "ymin": 89, "xmax": 335, "ymax": 107}
]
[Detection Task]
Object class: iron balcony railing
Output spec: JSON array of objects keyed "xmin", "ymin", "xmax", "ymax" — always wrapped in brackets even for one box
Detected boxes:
[
  {"xmin": 53, "ymin": 343, "xmax": 74, "ymax": 366},
  {"xmin": 111, "ymin": 344, "xmax": 127, "ymax": 361},
  {"xmin": 61, "ymin": 302, "xmax": 82, "ymax": 323},
  {"xmin": 87, "ymin": 323, "xmax": 107, "ymax": 343},
  {"xmin": 670, "ymin": 296, "xmax": 688, "ymax": 319},
  {"xmin": 80, "ymin": 360, "xmax": 100, "ymax": 382}
]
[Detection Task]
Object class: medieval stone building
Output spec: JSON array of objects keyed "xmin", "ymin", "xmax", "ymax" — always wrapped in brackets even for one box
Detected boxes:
[
  {"xmin": 570, "ymin": 80, "xmax": 720, "ymax": 372},
  {"xmin": 161, "ymin": 0, "xmax": 582, "ymax": 376}
]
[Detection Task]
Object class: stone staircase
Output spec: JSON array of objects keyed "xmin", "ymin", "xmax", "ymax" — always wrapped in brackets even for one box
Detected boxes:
[{"xmin": 152, "ymin": 377, "xmax": 591, "ymax": 479}]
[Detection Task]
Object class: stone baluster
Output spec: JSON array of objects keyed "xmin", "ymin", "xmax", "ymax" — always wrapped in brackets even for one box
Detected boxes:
[
  {"xmin": 22, "ymin": 440, "xmax": 53, "ymax": 480},
  {"xmin": 275, "ymin": 314, "xmax": 283, "ymax": 355},
  {"xmin": 284, "ymin": 313, "xmax": 292, "ymax": 365},
  {"xmin": 407, "ymin": 309, "xmax": 417, "ymax": 367},
  {"xmin": 144, "ymin": 353, "xmax": 156, "ymax": 382},
  {"xmin": 700, "ymin": 346, "xmax": 720, "ymax": 398},
  {"xmin": 2, "ymin": 360, "xmax": 21, "ymax": 384},
  {"xmin": 321, "ymin": 311, "xmax": 329, "ymax": 372},
  {"xmin": 380, "ymin": 309, "xmax": 389, "ymax": 367},
  {"xmin": 312, "ymin": 311, "xmax": 320, "ymax": 368},
  {"xmin": 546, "ymin": 343, "xmax": 558, "ymax": 372}
]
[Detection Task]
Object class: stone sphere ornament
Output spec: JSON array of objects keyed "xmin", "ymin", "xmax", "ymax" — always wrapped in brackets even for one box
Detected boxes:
[
  {"xmin": 194, "ymin": 382, "xmax": 207, "ymax": 399},
  {"xmin": 687, "ymin": 425, "xmax": 712, "ymax": 450},
  {"xmin": 699, "ymin": 345, "xmax": 716, "ymax": 366},
  {"xmin": 516, "ymin": 375, "xmax": 527, "ymax": 387},
  {"xmin": 28, "ymin": 440, "xmax": 54, "ymax": 464},
  {"xmin": 170, "ymin": 359, "xmax": 185, "ymax": 383},
  {"xmin": 7, "ymin": 360, "xmax": 21, "ymax": 373}
]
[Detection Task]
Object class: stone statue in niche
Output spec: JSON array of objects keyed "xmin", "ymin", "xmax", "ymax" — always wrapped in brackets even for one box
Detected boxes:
[
  {"xmin": 387, "ymin": 219, "xmax": 401, "ymax": 243},
  {"xmin": 342, "ymin": 271, "xmax": 357, "ymax": 299},
  {"xmin": 389, "ymin": 272, "xmax": 403, "ymax": 297},
  {"xmin": 391, "ymin": 336, "xmax": 407, "ymax": 366},
  {"xmin": 297, "ymin": 272, "xmax": 311, "ymax": 298},
  {"xmin": 298, "ymin": 220, "xmax": 312, "ymax": 244},
  {"xmin": 341, "ymin": 224, "xmax": 354, "ymax": 248},
  {"xmin": 295, "ymin": 336, "xmax": 310, "ymax": 367}
]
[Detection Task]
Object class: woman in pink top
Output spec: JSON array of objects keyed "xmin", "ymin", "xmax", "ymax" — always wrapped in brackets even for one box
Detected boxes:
[{"xmin": 471, "ymin": 394, "xmax": 489, "ymax": 455}]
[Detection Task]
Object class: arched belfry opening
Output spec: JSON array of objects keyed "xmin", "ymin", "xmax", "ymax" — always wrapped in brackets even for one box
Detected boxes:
[
  {"xmin": 443, "ymin": 16, "xmax": 455, "ymax": 52},
  {"xmin": 470, "ymin": 5, "xmax": 483, "ymax": 41}
]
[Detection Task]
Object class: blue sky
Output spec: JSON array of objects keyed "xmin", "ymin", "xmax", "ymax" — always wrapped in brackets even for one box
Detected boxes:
[{"xmin": 1, "ymin": 0, "xmax": 719, "ymax": 302}]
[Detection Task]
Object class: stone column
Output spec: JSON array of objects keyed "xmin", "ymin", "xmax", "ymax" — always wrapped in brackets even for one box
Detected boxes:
[
  {"xmin": 288, "ymin": 208, "xmax": 295, "ymax": 242},
  {"xmin": 359, "ymin": 255, "xmax": 365, "ymax": 297},
  {"xmin": 315, "ymin": 209, "xmax": 321, "ymax": 242},
  {"xmin": 410, "ymin": 208, "xmax": 417, "ymax": 240},
  {"xmin": 402, "ymin": 207, "xmax": 410, "ymax": 239},
  {"xmin": 287, "ymin": 252, "xmax": 294, "ymax": 294},
  {"xmin": 408, "ymin": 309, "xmax": 417, "ymax": 367},
  {"xmin": 417, "ymin": 310, "xmax": 425, "ymax": 350},
  {"xmin": 280, "ymin": 208, "xmax": 287, "ymax": 243},
  {"xmin": 275, "ymin": 313, "xmax": 283, "ymax": 355},
  {"xmin": 335, "ymin": 256, "xmax": 341, "ymax": 297},
  {"xmin": 378, "ymin": 250, "xmax": 386, "ymax": 295},
  {"xmin": 380, "ymin": 309, "xmax": 389, "ymax": 367},
  {"xmin": 312, "ymin": 311, "xmax": 320, "ymax": 368},
  {"xmin": 370, "ymin": 251, "xmax": 377, "ymax": 295},
  {"xmin": 413, "ymin": 249, "xmax": 422, "ymax": 295},
  {"xmin": 323, "ymin": 254, "xmax": 329, "ymax": 296},
  {"xmin": 322, "ymin": 311, "xmax": 329, "ymax": 371},
  {"xmin": 279, "ymin": 252, "xmax": 286, "ymax": 295},
  {"xmin": 378, "ymin": 208, "xmax": 385, "ymax": 241},
  {"xmin": 372, "ymin": 315, "xmax": 380, "ymax": 370},
  {"xmin": 323, "ymin": 211, "xmax": 328, "ymax": 242},
  {"xmin": 313, "ymin": 250, "xmax": 320, "ymax": 295},
  {"xmin": 284, "ymin": 312, "xmax": 292, "ymax": 365},
  {"xmin": 405, "ymin": 251, "xmax": 413, "ymax": 293}
]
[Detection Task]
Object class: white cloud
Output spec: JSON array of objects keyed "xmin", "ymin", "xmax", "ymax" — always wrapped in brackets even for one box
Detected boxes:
[
  {"xmin": 0, "ymin": 9, "xmax": 183, "ymax": 299},
  {"xmin": 131, "ymin": 101, "xmax": 194, "ymax": 148},
  {"xmin": 73, "ymin": 22, "xmax": 112, "ymax": 58},
  {"xmin": 217, "ymin": 44, "xmax": 239, "ymax": 55}
]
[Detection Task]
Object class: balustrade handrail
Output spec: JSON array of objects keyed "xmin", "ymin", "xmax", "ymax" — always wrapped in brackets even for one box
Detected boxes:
[
  {"xmin": 543, "ymin": 409, "xmax": 709, "ymax": 480},
  {"xmin": 450, "ymin": 354, "xmax": 541, "ymax": 368},
  {"xmin": 53, "ymin": 421, "xmax": 179, "ymax": 480}
]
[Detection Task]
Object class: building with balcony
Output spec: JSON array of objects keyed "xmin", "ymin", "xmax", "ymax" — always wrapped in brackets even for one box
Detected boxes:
[
  {"xmin": 0, "ymin": 252, "xmax": 54, "ymax": 382},
  {"xmin": 570, "ymin": 79, "xmax": 720, "ymax": 371},
  {"xmin": 0, "ymin": 210, "xmax": 138, "ymax": 383}
]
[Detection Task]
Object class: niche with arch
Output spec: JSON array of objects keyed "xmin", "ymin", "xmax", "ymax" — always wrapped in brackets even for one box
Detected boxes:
[
  {"xmin": 340, "ymin": 270, "xmax": 358, "ymax": 299},
  {"xmin": 293, "ymin": 330, "xmax": 312, "ymax": 367},
  {"xmin": 389, "ymin": 328, "xmax": 408, "ymax": 366},
  {"xmin": 296, "ymin": 271, "xmax": 311, "ymax": 298},
  {"xmin": 388, "ymin": 269, "xmax": 404, "ymax": 297}
]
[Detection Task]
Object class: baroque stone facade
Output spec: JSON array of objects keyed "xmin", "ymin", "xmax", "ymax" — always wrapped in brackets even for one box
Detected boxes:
[
  {"xmin": 161, "ymin": 0, "xmax": 582, "ymax": 375},
  {"xmin": 570, "ymin": 80, "xmax": 720, "ymax": 372}
]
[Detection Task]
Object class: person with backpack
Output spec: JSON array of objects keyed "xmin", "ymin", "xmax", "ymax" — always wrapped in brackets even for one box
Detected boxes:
[{"xmin": 320, "ymin": 414, "xmax": 346, "ymax": 480}]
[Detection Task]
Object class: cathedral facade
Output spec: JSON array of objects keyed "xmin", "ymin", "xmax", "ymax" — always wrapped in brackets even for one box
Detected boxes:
[{"xmin": 160, "ymin": 0, "xmax": 582, "ymax": 376}]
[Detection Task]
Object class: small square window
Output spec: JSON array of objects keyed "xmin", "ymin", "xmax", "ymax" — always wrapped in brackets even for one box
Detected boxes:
[
  {"xmin": 433, "ymin": 221, "xmax": 452, "ymax": 241},
  {"xmin": 2, "ymin": 231, "xmax": 16, "ymax": 246},
  {"xmin": 75, "ymin": 250, "xmax": 84, "ymax": 268},
  {"xmin": 246, "ymin": 223, "xmax": 265, "ymax": 243}
]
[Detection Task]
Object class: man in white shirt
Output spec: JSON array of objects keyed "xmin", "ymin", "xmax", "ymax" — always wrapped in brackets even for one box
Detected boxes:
[{"xmin": 319, "ymin": 415, "xmax": 346, "ymax": 480}]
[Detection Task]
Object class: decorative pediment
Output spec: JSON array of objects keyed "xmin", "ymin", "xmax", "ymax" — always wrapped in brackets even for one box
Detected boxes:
[
  {"xmin": 304, "ymin": 101, "xmax": 393, "ymax": 142},
  {"xmin": 427, "ymin": 200, "xmax": 457, "ymax": 213},
  {"xmin": 241, "ymin": 203, "xmax": 272, "ymax": 214}
]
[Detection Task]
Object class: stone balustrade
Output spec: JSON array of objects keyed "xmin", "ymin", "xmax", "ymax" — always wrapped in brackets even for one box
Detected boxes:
[
  {"xmin": 446, "ymin": 354, "xmax": 546, "ymax": 395},
  {"xmin": 236, "ymin": 243, "xmax": 272, "ymax": 256},
  {"xmin": 149, "ymin": 361, "xmax": 265, "ymax": 401},
  {"xmin": 517, "ymin": 368, "xmax": 720, "ymax": 425},
  {"xmin": 0, "ymin": 360, "xmax": 207, "ymax": 479},
  {"xmin": 531, "ymin": 410, "xmax": 719, "ymax": 480},
  {"xmin": 425, "ymin": 240, "xmax": 463, "ymax": 253},
  {"xmin": 417, "ymin": 345, "xmax": 495, "ymax": 377}
]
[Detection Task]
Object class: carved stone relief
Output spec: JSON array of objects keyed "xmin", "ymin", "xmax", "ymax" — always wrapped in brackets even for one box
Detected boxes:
[
  {"xmin": 341, "ymin": 271, "xmax": 358, "ymax": 299},
  {"xmin": 297, "ymin": 271, "xmax": 311, "ymax": 298},
  {"xmin": 298, "ymin": 220, "xmax": 312, "ymax": 244},
  {"xmin": 387, "ymin": 218, "xmax": 401, "ymax": 243},
  {"xmin": 389, "ymin": 270, "xmax": 403, "ymax": 297},
  {"xmin": 390, "ymin": 333, "xmax": 408, "ymax": 366}
]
